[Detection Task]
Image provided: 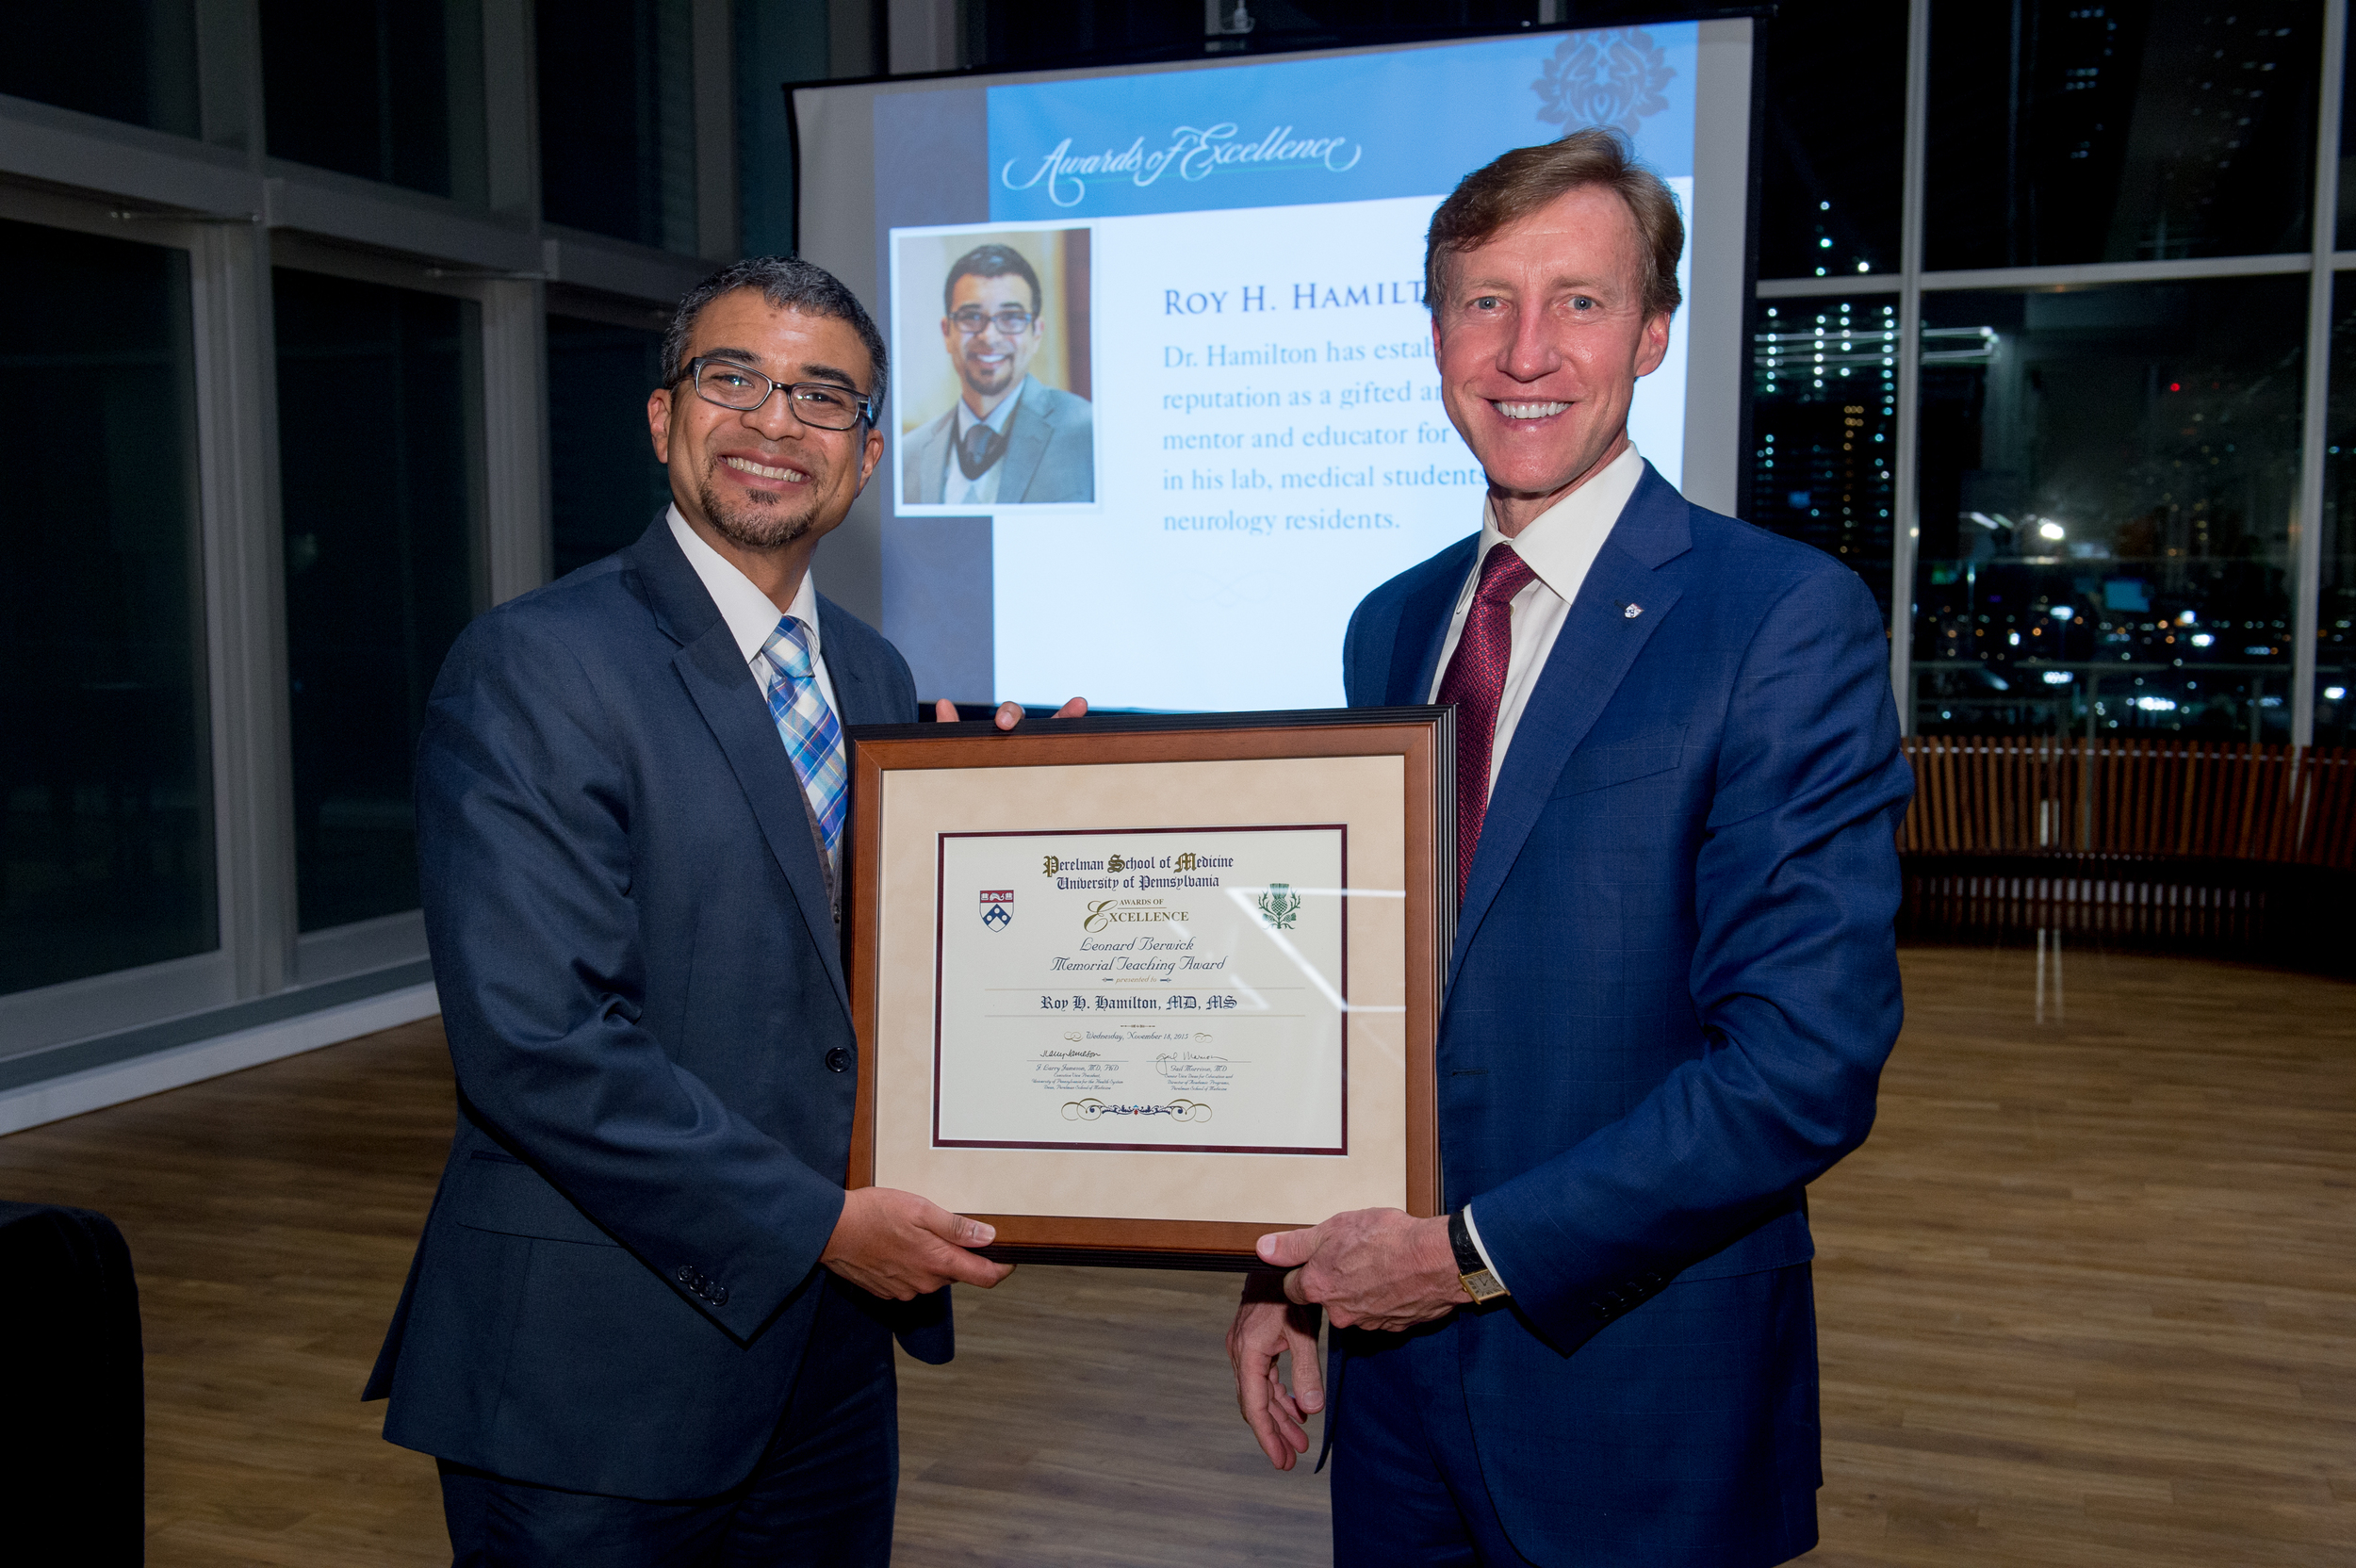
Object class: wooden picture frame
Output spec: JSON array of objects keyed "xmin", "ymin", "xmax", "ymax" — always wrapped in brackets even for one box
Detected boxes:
[{"xmin": 843, "ymin": 708, "xmax": 1451, "ymax": 1268}]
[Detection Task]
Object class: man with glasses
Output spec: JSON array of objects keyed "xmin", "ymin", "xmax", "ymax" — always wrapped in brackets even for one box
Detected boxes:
[
  {"xmin": 903, "ymin": 241, "xmax": 1095, "ymax": 505},
  {"xmin": 367, "ymin": 255, "xmax": 1075, "ymax": 1563}
]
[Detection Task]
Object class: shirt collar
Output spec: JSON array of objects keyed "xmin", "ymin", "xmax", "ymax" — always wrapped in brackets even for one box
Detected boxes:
[
  {"xmin": 1475, "ymin": 444, "xmax": 1645, "ymax": 601},
  {"xmin": 954, "ymin": 376, "xmax": 1028, "ymax": 439},
  {"xmin": 666, "ymin": 504, "xmax": 822, "ymax": 667}
]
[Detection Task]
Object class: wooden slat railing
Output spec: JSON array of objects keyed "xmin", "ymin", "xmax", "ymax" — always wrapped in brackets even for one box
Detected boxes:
[{"xmin": 1897, "ymin": 737, "xmax": 2356, "ymax": 871}]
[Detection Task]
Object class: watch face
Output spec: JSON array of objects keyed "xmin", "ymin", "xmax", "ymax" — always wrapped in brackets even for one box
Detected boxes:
[{"xmin": 1461, "ymin": 1269, "xmax": 1507, "ymax": 1302}]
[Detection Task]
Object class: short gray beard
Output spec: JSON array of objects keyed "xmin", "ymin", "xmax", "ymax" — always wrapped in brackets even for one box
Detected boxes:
[{"xmin": 697, "ymin": 472, "xmax": 820, "ymax": 552}]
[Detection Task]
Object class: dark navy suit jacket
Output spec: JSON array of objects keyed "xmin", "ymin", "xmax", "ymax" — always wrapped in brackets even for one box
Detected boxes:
[
  {"xmin": 1340, "ymin": 465, "xmax": 1911, "ymax": 1563},
  {"xmin": 365, "ymin": 517, "xmax": 943, "ymax": 1501}
]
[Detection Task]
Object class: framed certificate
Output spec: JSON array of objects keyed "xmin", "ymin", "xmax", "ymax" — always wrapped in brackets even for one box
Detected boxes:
[{"xmin": 843, "ymin": 709, "xmax": 1452, "ymax": 1267}]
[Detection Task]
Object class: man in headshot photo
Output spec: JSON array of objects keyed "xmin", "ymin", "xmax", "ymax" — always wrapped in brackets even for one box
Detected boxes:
[
  {"xmin": 364, "ymin": 254, "xmax": 1074, "ymax": 1565},
  {"xmin": 1226, "ymin": 129, "xmax": 1913, "ymax": 1566},
  {"xmin": 902, "ymin": 240, "xmax": 1095, "ymax": 505}
]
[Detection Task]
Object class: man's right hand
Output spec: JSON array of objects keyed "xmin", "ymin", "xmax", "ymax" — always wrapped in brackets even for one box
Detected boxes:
[
  {"xmin": 821, "ymin": 1186, "xmax": 1014, "ymax": 1298},
  {"xmin": 1228, "ymin": 1272, "xmax": 1325, "ymax": 1470}
]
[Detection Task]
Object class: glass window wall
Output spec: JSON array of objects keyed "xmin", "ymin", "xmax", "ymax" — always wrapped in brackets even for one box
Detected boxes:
[
  {"xmin": 274, "ymin": 271, "xmax": 483, "ymax": 934},
  {"xmin": 0, "ymin": 0, "xmax": 200, "ymax": 137},
  {"xmin": 733, "ymin": 0, "xmax": 833, "ymax": 258},
  {"xmin": 537, "ymin": 0, "xmax": 698, "ymax": 251},
  {"xmin": 0, "ymin": 0, "xmax": 730, "ymax": 1063},
  {"xmin": 970, "ymin": 0, "xmax": 1263, "ymax": 66},
  {"xmin": 1, "ymin": 220, "xmax": 213, "ymax": 996},
  {"xmin": 259, "ymin": 0, "xmax": 489, "ymax": 204},
  {"xmin": 1759, "ymin": 2, "xmax": 1906, "ymax": 281},
  {"xmin": 548, "ymin": 314, "xmax": 672, "ymax": 578},
  {"xmin": 2341, "ymin": 17, "xmax": 2356, "ymax": 253},
  {"xmin": 1926, "ymin": 0, "xmax": 2318, "ymax": 271},
  {"xmin": 1911, "ymin": 277, "xmax": 2305, "ymax": 742},
  {"xmin": 1752, "ymin": 296, "xmax": 1903, "ymax": 617},
  {"xmin": 2319, "ymin": 276, "xmax": 2356, "ymax": 747}
]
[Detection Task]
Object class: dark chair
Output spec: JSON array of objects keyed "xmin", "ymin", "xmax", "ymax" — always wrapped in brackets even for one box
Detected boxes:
[{"xmin": 0, "ymin": 1201, "xmax": 143, "ymax": 1562}]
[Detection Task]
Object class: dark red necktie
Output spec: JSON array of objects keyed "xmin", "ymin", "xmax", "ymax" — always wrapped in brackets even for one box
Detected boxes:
[{"xmin": 1435, "ymin": 543, "xmax": 1536, "ymax": 897}]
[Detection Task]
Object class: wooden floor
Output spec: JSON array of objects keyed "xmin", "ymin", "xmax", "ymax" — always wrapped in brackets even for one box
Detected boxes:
[{"xmin": 0, "ymin": 939, "xmax": 2348, "ymax": 1566}]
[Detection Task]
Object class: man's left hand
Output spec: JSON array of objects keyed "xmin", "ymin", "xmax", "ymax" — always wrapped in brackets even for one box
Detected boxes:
[
  {"xmin": 933, "ymin": 696, "xmax": 1088, "ymax": 727},
  {"xmin": 1256, "ymin": 1208, "xmax": 1466, "ymax": 1332}
]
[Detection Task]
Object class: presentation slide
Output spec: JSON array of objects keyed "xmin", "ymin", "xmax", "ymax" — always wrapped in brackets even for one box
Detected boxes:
[{"xmin": 796, "ymin": 24, "xmax": 1749, "ymax": 710}]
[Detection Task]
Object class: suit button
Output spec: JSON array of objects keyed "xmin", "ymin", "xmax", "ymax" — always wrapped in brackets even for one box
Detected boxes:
[
  {"xmin": 710, "ymin": 1284, "xmax": 729, "ymax": 1306},
  {"xmin": 825, "ymin": 1047, "xmax": 850, "ymax": 1073}
]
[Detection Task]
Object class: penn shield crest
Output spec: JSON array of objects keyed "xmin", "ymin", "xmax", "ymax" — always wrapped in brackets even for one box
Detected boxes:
[{"xmin": 980, "ymin": 889, "xmax": 1013, "ymax": 929}]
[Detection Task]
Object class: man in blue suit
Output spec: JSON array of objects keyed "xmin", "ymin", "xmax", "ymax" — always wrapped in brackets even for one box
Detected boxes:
[
  {"xmin": 366, "ymin": 257, "xmax": 1062, "ymax": 1563},
  {"xmin": 1228, "ymin": 131, "xmax": 1912, "ymax": 1565}
]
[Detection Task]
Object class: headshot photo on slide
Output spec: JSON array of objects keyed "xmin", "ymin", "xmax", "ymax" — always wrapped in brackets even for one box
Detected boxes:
[{"xmin": 892, "ymin": 222, "xmax": 1097, "ymax": 511}]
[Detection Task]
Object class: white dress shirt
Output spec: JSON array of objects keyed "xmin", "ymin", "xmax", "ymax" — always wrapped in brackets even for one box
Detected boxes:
[
  {"xmin": 666, "ymin": 505, "xmax": 842, "ymax": 719},
  {"xmin": 1427, "ymin": 444, "xmax": 1647, "ymax": 1290},
  {"xmin": 941, "ymin": 378, "xmax": 1029, "ymax": 507},
  {"xmin": 1428, "ymin": 443, "xmax": 1645, "ymax": 795}
]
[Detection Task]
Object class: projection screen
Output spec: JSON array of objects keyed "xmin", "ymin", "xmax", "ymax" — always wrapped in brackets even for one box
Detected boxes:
[{"xmin": 793, "ymin": 18, "xmax": 1755, "ymax": 710}]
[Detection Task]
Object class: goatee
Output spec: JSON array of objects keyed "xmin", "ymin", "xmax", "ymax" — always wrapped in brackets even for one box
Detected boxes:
[
  {"xmin": 697, "ymin": 475, "xmax": 818, "ymax": 551},
  {"xmin": 960, "ymin": 358, "xmax": 1014, "ymax": 399}
]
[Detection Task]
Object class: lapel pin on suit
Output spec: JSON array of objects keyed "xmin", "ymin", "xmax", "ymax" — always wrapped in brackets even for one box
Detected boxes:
[{"xmin": 1623, "ymin": 602, "xmax": 1644, "ymax": 620}]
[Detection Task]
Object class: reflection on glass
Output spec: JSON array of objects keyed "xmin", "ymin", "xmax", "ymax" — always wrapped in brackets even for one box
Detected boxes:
[
  {"xmin": 275, "ymin": 271, "xmax": 483, "ymax": 933},
  {"xmin": 548, "ymin": 314, "xmax": 673, "ymax": 579},
  {"xmin": 965, "ymin": 0, "xmax": 1211, "ymax": 69},
  {"xmin": 2342, "ymin": 19, "xmax": 2356, "ymax": 253},
  {"xmin": 733, "ymin": 0, "xmax": 835, "ymax": 256},
  {"xmin": 1759, "ymin": 1, "xmax": 1906, "ymax": 281},
  {"xmin": 1913, "ymin": 279, "xmax": 2303, "ymax": 741},
  {"xmin": 0, "ymin": 0, "xmax": 199, "ymax": 137},
  {"xmin": 1750, "ymin": 297, "xmax": 1901, "ymax": 617},
  {"xmin": 259, "ymin": 0, "xmax": 488, "ymax": 203},
  {"xmin": 2318, "ymin": 277, "xmax": 2356, "ymax": 747},
  {"xmin": 1926, "ymin": 0, "xmax": 2316, "ymax": 270},
  {"xmin": 1, "ymin": 220, "xmax": 214, "ymax": 995},
  {"xmin": 537, "ymin": 0, "xmax": 698, "ymax": 251}
]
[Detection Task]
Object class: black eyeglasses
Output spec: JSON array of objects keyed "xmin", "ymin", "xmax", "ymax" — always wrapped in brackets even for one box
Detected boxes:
[
  {"xmin": 680, "ymin": 357, "xmax": 876, "ymax": 430},
  {"xmin": 948, "ymin": 305, "xmax": 1038, "ymax": 335}
]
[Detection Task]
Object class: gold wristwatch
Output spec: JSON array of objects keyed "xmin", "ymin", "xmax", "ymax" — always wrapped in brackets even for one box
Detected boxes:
[{"xmin": 1448, "ymin": 1209, "xmax": 1510, "ymax": 1303}]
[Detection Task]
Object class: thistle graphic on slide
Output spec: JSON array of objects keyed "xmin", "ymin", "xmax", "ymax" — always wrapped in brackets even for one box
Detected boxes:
[
  {"xmin": 1256, "ymin": 884, "xmax": 1300, "ymax": 931},
  {"xmin": 1532, "ymin": 28, "xmax": 1674, "ymax": 135}
]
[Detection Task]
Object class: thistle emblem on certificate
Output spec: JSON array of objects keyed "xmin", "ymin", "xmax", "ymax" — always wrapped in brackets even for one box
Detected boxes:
[
  {"xmin": 1255, "ymin": 884, "xmax": 1301, "ymax": 931},
  {"xmin": 934, "ymin": 826, "xmax": 1348, "ymax": 1156}
]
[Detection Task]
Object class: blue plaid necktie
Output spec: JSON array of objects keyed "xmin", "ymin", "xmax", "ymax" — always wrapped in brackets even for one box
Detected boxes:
[{"xmin": 758, "ymin": 616, "xmax": 847, "ymax": 870}]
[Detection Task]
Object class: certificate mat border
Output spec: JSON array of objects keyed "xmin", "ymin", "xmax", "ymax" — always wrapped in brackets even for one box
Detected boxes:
[
  {"xmin": 843, "ymin": 708, "xmax": 1451, "ymax": 1266},
  {"xmin": 930, "ymin": 823, "xmax": 1350, "ymax": 1155}
]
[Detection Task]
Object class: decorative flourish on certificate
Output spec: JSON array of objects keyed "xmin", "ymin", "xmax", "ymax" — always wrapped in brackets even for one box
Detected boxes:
[
  {"xmin": 1061, "ymin": 1098, "xmax": 1215, "ymax": 1122},
  {"xmin": 932, "ymin": 825, "xmax": 1350, "ymax": 1154}
]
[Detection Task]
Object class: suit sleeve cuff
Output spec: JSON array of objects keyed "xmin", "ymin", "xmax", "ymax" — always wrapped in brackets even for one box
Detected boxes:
[{"xmin": 1462, "ymin": 1203, "xmax": 1509, "ymax": 1293}]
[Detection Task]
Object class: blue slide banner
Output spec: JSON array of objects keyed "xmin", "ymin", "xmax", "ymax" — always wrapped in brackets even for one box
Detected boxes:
[{"xmin": 986, "ymin": 26, "xmax": 1697, "ymax": 221}]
